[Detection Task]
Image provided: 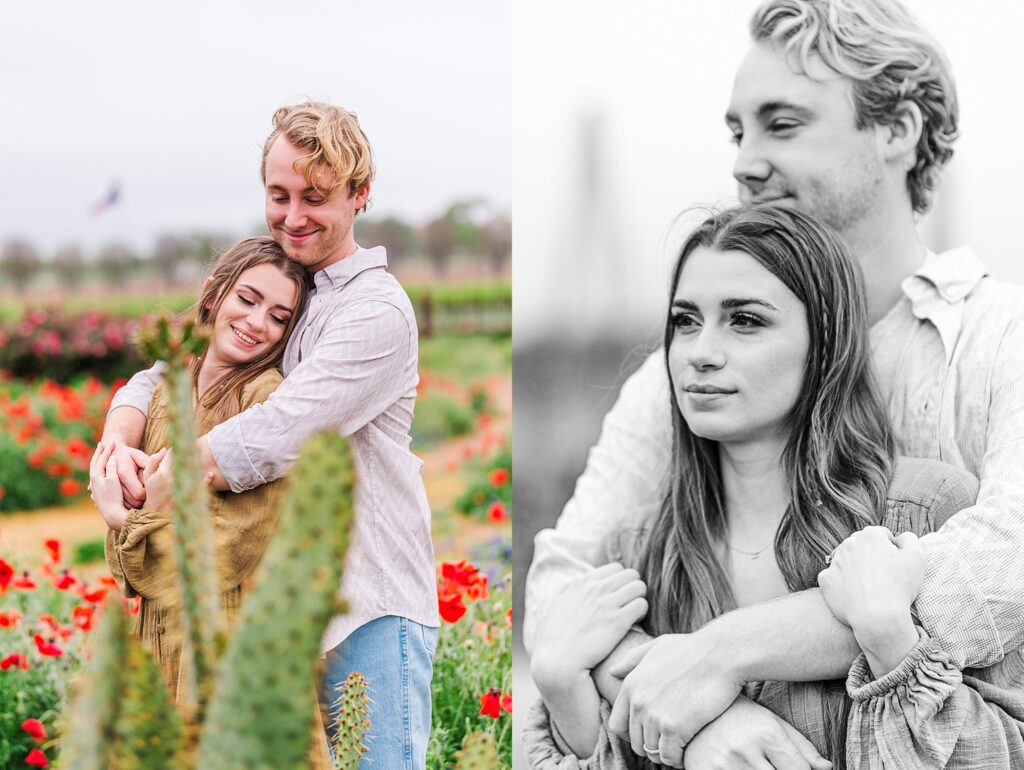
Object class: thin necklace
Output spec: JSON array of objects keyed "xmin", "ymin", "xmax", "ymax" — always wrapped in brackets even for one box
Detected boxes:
[{"xmin": 727, "ymin": 540, "xmax": 774, "ymax": 560}]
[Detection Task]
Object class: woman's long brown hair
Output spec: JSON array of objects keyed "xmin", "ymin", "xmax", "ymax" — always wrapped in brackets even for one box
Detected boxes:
[
  {"xmin": 187, "ymin": 236, "xmax": 311, "ymax": 434},
  {"xmin": 632, "ymin": 206, "xmax": 894, "ymax": 768}
]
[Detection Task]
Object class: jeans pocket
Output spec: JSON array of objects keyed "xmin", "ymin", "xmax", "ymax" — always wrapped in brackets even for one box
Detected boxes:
[{"xmin": 420, "ymin": 623, "xmax": 438, "ymax": 658}]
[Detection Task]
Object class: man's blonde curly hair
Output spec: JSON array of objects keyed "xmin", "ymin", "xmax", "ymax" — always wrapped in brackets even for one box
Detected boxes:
[
  {"xmin": 261, "ymin": 102, "xmax": 376, "ymax": 213},
  {"xmin": 752, "ymin": 0, "xmax": 959, "ymax": 214}
]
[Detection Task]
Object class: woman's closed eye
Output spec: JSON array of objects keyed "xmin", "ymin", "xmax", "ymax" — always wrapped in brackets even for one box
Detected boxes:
[
  {"xmin": 730, "ymin": 311, "xmax": 766, "ymax": 330},
  {"xmin": 670, "ymin": 311, "xmax": 701, "ymax": 332}
]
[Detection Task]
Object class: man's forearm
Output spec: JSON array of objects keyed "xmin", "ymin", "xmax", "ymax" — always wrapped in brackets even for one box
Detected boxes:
[
  {"xmin": 707, "ymin": 589, "xmax": 860, "ymax": 682},
  {"xmin": 197, "ymin": 436, "xmax": 229, "ymax": 492},
  {"xmin": 102, "ymin": 406, "xmax": 147, "ymax": 449}
]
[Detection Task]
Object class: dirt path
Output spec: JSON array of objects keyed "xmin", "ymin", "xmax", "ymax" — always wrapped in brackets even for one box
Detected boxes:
[{"xmin": 0, "ymin": 376, "xmax": 511, "ymax": 566}]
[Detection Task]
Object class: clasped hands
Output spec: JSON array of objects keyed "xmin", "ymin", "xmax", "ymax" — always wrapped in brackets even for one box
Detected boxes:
[{"xmin": 89, "ymin": 441, "xmax": 172, "ymax": 531}]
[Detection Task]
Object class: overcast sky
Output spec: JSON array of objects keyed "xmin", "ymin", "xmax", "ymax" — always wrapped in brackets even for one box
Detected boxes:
[{"xmin": 2, "ymin": 1, "xmax": 511, "ymax": 257}]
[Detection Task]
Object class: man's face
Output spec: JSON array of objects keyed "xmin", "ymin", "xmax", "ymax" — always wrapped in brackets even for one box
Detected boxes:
[
  {"xmin": 264, "ymin": 136, "xmax": 368, "ymax": 272},
  {"xmin": 726, "ymin": 41, "xmax": 887, "ymax": 236}
]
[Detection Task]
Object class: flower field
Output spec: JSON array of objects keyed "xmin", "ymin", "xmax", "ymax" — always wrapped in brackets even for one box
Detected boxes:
[{"xmin": 0, "ymin": 314, "xmax": 513, "ymax": 768}]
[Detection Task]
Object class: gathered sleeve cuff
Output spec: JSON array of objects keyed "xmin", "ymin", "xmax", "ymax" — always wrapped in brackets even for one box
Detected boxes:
[
  {"xmin": 523, "ymin": 698, "xmax": 632, "ymax": 770},
  {"xmin": 106, "ymin": 506, "xmax": 180, "ymax": 606},
  {"xmin": 846, "ymin": 627, "xmax": 965, "ymax": 768}
]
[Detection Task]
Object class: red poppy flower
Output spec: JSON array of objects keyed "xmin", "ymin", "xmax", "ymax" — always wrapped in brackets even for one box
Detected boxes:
[
  {"xmin": 98, "ymin": 576, "xmax": 118, "ymax": 588},
  {"xmin": 489, "ymin": 467, "xmax": 509, "ymax": 486},
  {"xmin": 43, "ymin": 540, "xmax": 60, "ymax": 563},
  {"xmin": 506, "ymin": 607, "xmax": 512, "ymax": 629},
  {"xmin": 0, "ymin": 652, "xmax": 28, "ymax": 670},
  {"xmin": 21, "ymin": 718, "xmax": 46, "ymax": 740},
  {"xmin": 0, "ymin": 609, "xmax": 21, "ymax": 628},
  {"xmin": 479, "ymin": 687, "xmax": 503, "ymax": 719},
  {"xmin": 33, "ymin": 635, "xmax": 62, "ymax": 657},
  {"xmin": 58, "ymin": 479, "xmax": 81, "ymax": 497},
  {"xmin": 24, "ymin": 748, "xmax": 48, "ymax": 767},
  {"xmin": 54, "ymin": 571, "xmax": 76, "ymax": 590},
  {"xmin": 487, "ymin": 501, "xmax": 508, "ymax": 522},
  {"xmin": 0, "ymin": 559, "xmax": 12, "ymax": 589},
  {"xmin": 37, "ymin": 615, "xmax": 56, "ymax": 627},
  {"xmin": 72, "ymin": 605, "xmax": 94, "ymax": 631},
  {"xmin": 80, "ymin": 586, "xmax": 108, "ymax": 604},
  {"xmin": 13, "ymin": 573, "xmax": 36, "ymax": 590},
  {"xmin": 438, "ymin": 587, "xmax": 467, "ymax": 624}
]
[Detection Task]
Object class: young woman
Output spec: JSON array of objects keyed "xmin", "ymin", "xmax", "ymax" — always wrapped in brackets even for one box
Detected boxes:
[
  {"xmin": 526, "ymin": 207, "xmax": 1024, "ymax": 769},
  {"xmin": 91, "ymin": 236, "xmax": 331, "ymax": 766}
]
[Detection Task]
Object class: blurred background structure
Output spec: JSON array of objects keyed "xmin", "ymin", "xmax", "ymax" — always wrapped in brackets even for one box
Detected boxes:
[{"xmin": 512, "ymin": 1, "xmax": 1024, "ymax": 765}]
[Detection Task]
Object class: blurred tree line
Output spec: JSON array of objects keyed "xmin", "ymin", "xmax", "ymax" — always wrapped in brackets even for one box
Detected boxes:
[{"xmin": 0, "ymin": 200, "xmax": 510, "ymax": 292}]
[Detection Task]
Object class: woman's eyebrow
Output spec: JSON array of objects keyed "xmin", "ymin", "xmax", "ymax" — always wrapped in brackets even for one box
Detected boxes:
[
  {"xmin": 237, "ymin": 284, "xmax": 294, "ymax": 313},
  {"xmin": 721, "ymin": 297, "xmax": 779, "ymax": 311}
]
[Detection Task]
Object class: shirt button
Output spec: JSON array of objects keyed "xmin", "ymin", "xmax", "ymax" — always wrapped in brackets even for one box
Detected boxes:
[{"xmin": 156, "ymin": 624, "xmax": 165, "ymax": 634}]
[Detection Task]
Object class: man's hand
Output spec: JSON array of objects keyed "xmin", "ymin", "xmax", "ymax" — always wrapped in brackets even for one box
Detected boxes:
[
  {"xmin": 684, "ymin": 695, "xmax": 832, "ymax": 770},
  {"xmin": 608, "ymin": 631, "xmax": 743, "ymax": 767},
  {"xmin": 592, "ymin": 626, "xmax": 653, "ymax": 704},
  {"xmin": 818, "ymin": 526, "xmax": 924, "ymax": 676},
  {"xmin": 90, "ymin": 442, "xmax": 129, "ymax": 531},
  {"xmin": 102, "ymin": 439, "xmax": 150, "ymax": 509},
  {"xmin": 531, "ymin": 563, "xmax": 648, "ymax": 688}
]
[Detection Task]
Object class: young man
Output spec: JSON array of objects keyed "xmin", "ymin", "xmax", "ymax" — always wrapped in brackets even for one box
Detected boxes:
[
  {"xmin": 102, "ymin": 103, "xmax": 438, "ymax": 769},
  {"xmin": 525, "ymin": 0, "xmax": 1024, "ymax": 766}
]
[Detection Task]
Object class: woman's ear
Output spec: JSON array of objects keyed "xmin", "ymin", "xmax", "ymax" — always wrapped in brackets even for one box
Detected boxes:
[{"xmin": 202, "ymin": 276, "xmax": 216, "ymax": 310}]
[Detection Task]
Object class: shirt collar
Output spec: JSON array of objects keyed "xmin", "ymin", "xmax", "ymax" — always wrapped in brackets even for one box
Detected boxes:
[
  {"xmin": 313, "ymin": 245, "xmax": 388, "ymax": 292},
  {"xmin": 900, "ymin": 246, "xmax": 989, "ymax": 364}
]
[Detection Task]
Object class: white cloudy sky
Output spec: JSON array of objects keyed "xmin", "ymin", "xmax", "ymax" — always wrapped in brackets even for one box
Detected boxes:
[
  {"xmin": 514, "ymin": 0, "xmax": 1024, "ymax": 342},
  {"xmin": 1, "ymin": 1, "xmax": 511, "ymax": 256}
]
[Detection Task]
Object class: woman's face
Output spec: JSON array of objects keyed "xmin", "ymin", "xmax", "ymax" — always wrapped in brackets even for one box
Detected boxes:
[
  {"xmin": 209, "ymin": 262, "xmax": 300, "ymax": 367},
  {"xmin": 667, "ymin": 246, "xmax": 810, "ymax": 448}
]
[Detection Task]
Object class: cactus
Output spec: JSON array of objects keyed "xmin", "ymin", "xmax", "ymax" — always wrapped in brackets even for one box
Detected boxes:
[
  {"xmin": 454, "ymin": 731, "xmax": 501, "ymax": 770},
  {"xmin": 59, "ymin": 318, "xmax": 359, "ymax": 769},
  {"xmin": 331, "ymin": 672, "xmax": 371, "ymax": 769},
  {"xmin": 139, "ymin": 315, "xmax": 222, "ymax": 717}
]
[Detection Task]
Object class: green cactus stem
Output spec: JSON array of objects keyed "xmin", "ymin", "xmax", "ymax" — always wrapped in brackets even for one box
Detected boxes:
[
  {"xmin": 454, "ymin": 731, "xmax": 502, "ymax": 770},
  {"xmin": 331, "ymin": 672, "xmax": 371, "ymax": 769},
  {"xmin": 60, "ymin": 598, "xmax": 183, "ymax": 770},
  {"xmin": 139, "ymin": 315, "xmax": 223, "ymax": 717},
  {"xmin": 196, "ymin": 431, "xmax": 356, "ymax": 770}
]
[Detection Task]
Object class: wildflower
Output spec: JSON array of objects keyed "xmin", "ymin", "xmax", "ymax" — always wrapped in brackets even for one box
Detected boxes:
[
  {"xmin": 33, "ymin": 635, "xmax": 62, "ymax": 657},
  {"xmin": 21, "ymin": 718, "xmax": 46, "ymax": 740},
  {"xmin": 54, "ymin": 571, "xmax": 76, "ymax": 591},
  {"xmin": 24, "ymin": 748, "xmax": 48, "ymax": 767},
  {"xmin": 501, "ymin": 693, "xmax": 512, "ymax": 713},
  {"xmin": 0, "ymin": 558, "xmax": 13, "ymax": 589},
  {"xmin": 438, "ymin": 587, "xmax": 467, "ymax": 624},
  {"xmin": 80, "ymin": 585, "xmax": 108, "ymax": 604},
  {"xmin": 13, "ymin": 573, "xmax": 36, "ymax": 590},
  {"xmin": 479, "ymin": 687, "xmax": 505, "ymax": 719},
  {"xmin": 506, "ymin": 607, "xmax": 512, "ymax": 629},
  {"xmin": 72, "ymin": 605, "xmax": 94, "ymax": 631},
  {"xmin": 487, "ymin": 500, "xmax": 508, "ymax": 522},
  {"xmin": 44, "ymin": 540, "xmax": 60, "ymax": 563},
  {"xmin": 98, "ymin": 575, "xmax": 118, "ymax": 588},
  {"xmin": 0, "ymin": 652, "xmax": 28, "ymax": 670},
  {"xmin": 58, "ymin": 479, "xmax": 81, "ymax": 497},
  {"xmin": 489, "ymin": 467, "xmax": 509, "ymax": 486},
  {"xmin": 0, "ymin": 609, "xmax": 22, "ymax": 628}
]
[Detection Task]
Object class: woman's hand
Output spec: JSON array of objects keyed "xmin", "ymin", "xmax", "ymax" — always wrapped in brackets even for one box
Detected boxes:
[
  {"xmin": 683, "ymin": 695, "xmax": 832, "ymax": 770},
  {"xmin": 142, "ymin": 447, "xmax": 173, "ymax": 513},
  {"xmin": 90, "ymin": 442, "xmax": 129, "ymax": 531},
  {"xmin": 531, "ymin": 563, "xmax": 648, "ymax": 689},
  {"xmin": 818, "ymin": 526, "xmax": 925, "ymax": 677}
]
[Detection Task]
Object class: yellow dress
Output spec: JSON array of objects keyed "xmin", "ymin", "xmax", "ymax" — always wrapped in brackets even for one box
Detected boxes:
[{"xmin": 105, "ymin": 368, "xmax": 332, "ymax": 767}]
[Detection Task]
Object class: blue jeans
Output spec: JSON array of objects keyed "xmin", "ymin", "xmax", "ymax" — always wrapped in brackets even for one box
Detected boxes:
[{"xmin": 320, "ymin": 615, "xmax": 437, "ymax": 769}]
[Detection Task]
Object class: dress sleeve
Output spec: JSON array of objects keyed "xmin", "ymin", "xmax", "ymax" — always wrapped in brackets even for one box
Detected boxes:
[
  {"xmin": 523, "ymin": 350, "xmax": 672, "ymax": 654},
  {"xmin": 523, "ymin": 698, "xmax": 634, "ymax": 770},
  {"xmin": 106, "ymin": 507, "xmax": 179, "ymax": 605},
  {"xmin": 846, "ymin": 627, "xmax": 1024, "ymax": 768}
]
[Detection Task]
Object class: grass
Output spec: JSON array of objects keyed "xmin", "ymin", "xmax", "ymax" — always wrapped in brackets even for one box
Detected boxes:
[{"xmin": 419, "ymin": 334, "xmax": 511, "ymax": 381}]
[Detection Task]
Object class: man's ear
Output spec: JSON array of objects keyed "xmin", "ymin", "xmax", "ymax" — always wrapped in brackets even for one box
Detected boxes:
[
  {"xmin": 882, "ymin": 100, "xmax": 924, "ymax": 170},
  {"xmin": 354, "ymin": 183, "xmax": 371, "ymax": 212}
]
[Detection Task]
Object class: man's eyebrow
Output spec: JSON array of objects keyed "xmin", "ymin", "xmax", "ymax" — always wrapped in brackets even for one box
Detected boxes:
[
  {"xmin": 266, "ymin": 184, "xmax": 320, "ymax": 194},
  {"xmin": 237, "ymin": 284, "xmax": 294, "ymax": 312},
  {"xmin": 725, "ymin": 101, "xmax": 814, "ymax": 125}
]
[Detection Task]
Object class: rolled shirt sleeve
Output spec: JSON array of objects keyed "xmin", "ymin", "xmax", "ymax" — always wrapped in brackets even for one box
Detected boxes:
[
  {"xmin": 208, "ymin": 299, "xmax": 413, "ymax": 492},
  {"xmin": 107, "ymin": 361, "xmax": 167, "ymax": 417}
]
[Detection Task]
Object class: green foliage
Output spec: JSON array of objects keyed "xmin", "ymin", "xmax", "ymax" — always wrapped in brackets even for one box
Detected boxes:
[
  {"xmin": 419, "ymin": 335, "xmax": 511, "ymax": 381},
  {"xmin": 454, "ymin": 447, "xmax": 512, "ymax": 521},
  {"xmin": 412, "ymin": 391, "xmax": 475, "ymax": 449},
  {"xmin": 428, "ymin": 575, "xmax": 512, "ymax": 769},
  {"xmin": 72, "ymin": 538, "xmax": 107, "ymax": 566}
]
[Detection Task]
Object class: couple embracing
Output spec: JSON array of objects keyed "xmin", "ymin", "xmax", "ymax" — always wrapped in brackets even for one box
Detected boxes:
[
  {"xmin": 525, "ymin": 0, "xmax": 1024, "ymax": 768},
  {"xmin": 91, "ymin": 102, "xmax": 438, "ymax": 768}
]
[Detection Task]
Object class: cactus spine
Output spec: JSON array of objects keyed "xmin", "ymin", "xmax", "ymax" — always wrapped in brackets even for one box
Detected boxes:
[
  {"xmin": 60, "ymin": 318, "xmax": 359, "ymax": 769},
  {"xmin": 454, "ymin": 732, "xmax": 502, "ymax": 770},
  {"xmin": 331, "ymin": 672, "xmax": 371, "ymax": 769},
  {"xmin": 139, "ymin": 316, "xmax": 222, "ymax": 718}
]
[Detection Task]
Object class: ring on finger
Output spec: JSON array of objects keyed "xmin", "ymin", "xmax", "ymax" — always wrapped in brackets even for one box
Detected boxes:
[{"xmin": 643, "ymin": 743, "xmax": 661, "ymax": 757}]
